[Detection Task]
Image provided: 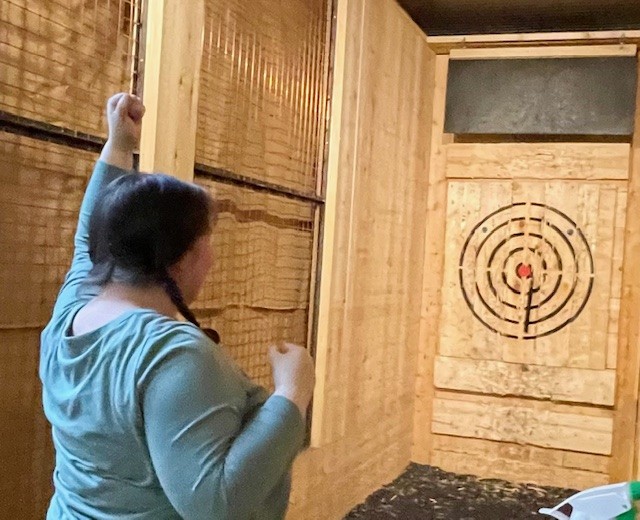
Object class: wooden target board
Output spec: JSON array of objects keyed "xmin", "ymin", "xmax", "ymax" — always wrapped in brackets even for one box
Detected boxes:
[
  {"xmin": 438, "ymin": 178, "xmax": 627, "ymax": 394},
  {"xmin": 458, "ymin": 202, "xmax": 594, "ymax": 340}
]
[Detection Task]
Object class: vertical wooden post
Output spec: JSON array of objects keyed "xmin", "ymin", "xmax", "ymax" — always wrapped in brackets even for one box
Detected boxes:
[
  {"xmin": 611, "ymin": 53, "xmax": 640, "ymax": 482},
  {"xmin": 309, "ymin": 0, "xmax": 349, "ymax": 448},
  {"xmin": 138, "ymin": 0, "xmax": 204, "ymax": 181},
  {"xmin": 412, "ymin": 54, "xmax": 449, "ymax": 464}
]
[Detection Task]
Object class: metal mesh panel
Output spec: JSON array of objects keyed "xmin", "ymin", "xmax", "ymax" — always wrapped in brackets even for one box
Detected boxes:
[
  {"xmin": 196, "ymin": 0, "xmax": 328, "ymax": 195},
  {"xmin": 0, "ymin": 132, "xmax": 96, "ymax": 518},
  {"xmin": 0, "ymin": 0, "xmax": 137, "ymax": 135},
  {"xmin": 193, "ymin": 176, "xmax": 315, "ymax": 389},
  {"xmin": 0, "ymin": 133, "xmax": 95, "ymax": 327}
]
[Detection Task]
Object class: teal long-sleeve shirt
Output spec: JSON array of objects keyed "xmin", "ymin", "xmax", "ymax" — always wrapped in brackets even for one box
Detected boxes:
[{"xmin": 40, "ymin": 161, "xmax": 305, "ymax": 519}]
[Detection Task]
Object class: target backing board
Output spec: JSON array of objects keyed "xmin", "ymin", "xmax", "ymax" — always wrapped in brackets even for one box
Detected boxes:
[{"xmin": 438, "ymin": 180, "xmax": 627, "ymax": 370}]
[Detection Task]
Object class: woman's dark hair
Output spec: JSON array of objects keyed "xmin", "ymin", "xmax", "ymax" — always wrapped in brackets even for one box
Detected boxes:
[{"xmin": 85, "ymin": 173, "xmax": 220, "ymax": 343}]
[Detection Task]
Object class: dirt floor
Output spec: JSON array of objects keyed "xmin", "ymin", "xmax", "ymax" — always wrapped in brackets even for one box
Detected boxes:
[{"xmin": 344, "ymin": 464, "xmax": 577, "ymax": 519}]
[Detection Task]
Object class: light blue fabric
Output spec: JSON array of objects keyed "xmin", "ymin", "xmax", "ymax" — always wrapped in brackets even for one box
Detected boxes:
[{"xmin": 40, "ymin": 161, "xmax": 305, "ymax": 519}]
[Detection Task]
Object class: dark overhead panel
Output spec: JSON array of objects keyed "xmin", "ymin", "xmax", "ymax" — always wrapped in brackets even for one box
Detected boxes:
[
  {"xmin": 444, "ymin": 57, "xmax": 638, "ymax": 135},
  {"xmin": 397, "ymin": 0, "xmax": 640, "ymax": 36}
]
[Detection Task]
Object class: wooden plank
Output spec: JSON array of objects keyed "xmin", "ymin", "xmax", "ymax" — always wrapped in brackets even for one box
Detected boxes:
[
  {"xmin": 308, "ymin": 0, "xmax": 349, "ymax": 448},
  {"xmin": 434, "ymin": 356, "xmax": 616, "ymax": 406},
  {"xmin": 340, "ymin": 0, "xmax": 431, "ymax": 437},
  {"xmin": 427, "ymin": 31, "xmax": 640, "ymax": 54},
  {"xmin": 138, "ymin": 0, "xmax": 204, "ymax": 181},
  {"xmin": 431, "ymin": 434, "xmax": 608, "ymax": 488},
  {"xmin": 450, "ymin": 44, "xmax": 637, "ymax": 60},
  {"xmin": 588, "ymin": 187, "xmax": 617, "ymax": 369},
  {"xmin": 317, "ymin": 0, "xmax": 365, "ymax": 446},
  {"xmin": 607, "ymin": 189, "xmax": 628, "ymax": 369},
  {"xmin": 611, "ymin": 55, "xmax": 640, "ymax": 481},
  {"xmin": 412, "ymin": 54, "xmax": 448, "ymax": 464},
  {"xmin": 563, "ymin": 451, "xmax": 610, "ymax": 474},
  {"xmin": 444, "ymin": 143, "xmax": 631, "ymax": 181},
  {"xmin": 432, "ymin": 392, "xmax": 614, "ymax": 455}
]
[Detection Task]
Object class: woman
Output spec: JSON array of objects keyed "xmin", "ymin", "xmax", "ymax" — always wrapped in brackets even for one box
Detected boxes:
[{"xmin": 40, "ymin": 93, "xmax": 315, "ymax": 519}]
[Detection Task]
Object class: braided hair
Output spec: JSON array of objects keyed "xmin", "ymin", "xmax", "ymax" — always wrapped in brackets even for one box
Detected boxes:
[
  {"xmin": 84, "ymin": 172, "xmax": 220, "ymax": 343},
  {"xmin": 160, "ymin": 274, "xmax": 220, "ymax": 343}
]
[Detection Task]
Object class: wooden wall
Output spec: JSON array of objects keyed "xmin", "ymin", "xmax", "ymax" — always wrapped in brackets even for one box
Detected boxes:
[
  {"xmin": 287, "ymin": 0, "xmax": 435, "ymax": 517},
  {"xmin": 413, "ymin": 48, "xmax": 640, "ymax": 489}
]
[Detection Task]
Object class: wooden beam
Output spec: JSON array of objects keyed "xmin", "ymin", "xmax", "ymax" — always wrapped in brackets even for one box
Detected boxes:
[
  {"xmin": 427, "ymin": 30, "xmax": 640, "ymax": 54},
  {"xmin": 309, "ymin": 0, "xmax": 348, "ymax": 448},
  {"xmin": 434, "ymin": 356, "xmax": 617, "ymax": 406},
  {"xmin": 450, "ymin": 44, "xmax": 637, "ymax": 60},
  {"xmin": 611, "ymin": 54, "xmax": 640, "ymax": 481},
  {"xmin": 444, "ymin": 143, "xmax": 631, "ymax": 181},
  {"xmin": 412, "ymin": 54, "xmax": 449, "ymax": 464},
  {"xmin": 431, "ymin": 435, "xmax": 608, "ymax": 489},
  {"xmin": 138, "ymin": 0, "xmax": 204, "ymax": 181},
  {"xmin": 615, "ymin": 54, "xmax": 640, "ymax": 481},
  {"xmin": 432, "ymin": 392, "xmax": 614, "ymax": 456}
]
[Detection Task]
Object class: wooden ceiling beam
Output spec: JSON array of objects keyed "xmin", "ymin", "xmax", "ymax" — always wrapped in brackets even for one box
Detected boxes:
[{"xmin": 427, "ymin": 30, "xmax": 640, "ymax": 53}]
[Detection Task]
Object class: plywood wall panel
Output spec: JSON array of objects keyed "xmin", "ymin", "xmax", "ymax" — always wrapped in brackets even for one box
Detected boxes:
[{"xmin": 287, "ymin": 0, "xmax": 435, "ymax": 517}]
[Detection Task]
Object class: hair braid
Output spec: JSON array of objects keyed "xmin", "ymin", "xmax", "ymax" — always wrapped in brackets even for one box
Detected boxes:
[
  {"xmin": 160, "ymin": 275, "xmax": 200, "ymax": 327},
  {"xmin": 160, "ymin": 274, "xmax": 220, "ymax": 344}
]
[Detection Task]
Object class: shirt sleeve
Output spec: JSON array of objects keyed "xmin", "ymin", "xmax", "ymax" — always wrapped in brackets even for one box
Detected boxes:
[
  {"xmin": 139, "ymin": 339, "xmax": 306, "ymax": 520},
  {"xmin": 51, "ymin": 160, "xmax": 132, "ymax": 320}
]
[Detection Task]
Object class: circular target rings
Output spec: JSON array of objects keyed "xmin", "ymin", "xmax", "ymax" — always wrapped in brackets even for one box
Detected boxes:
[{"xmin": 458, "ymin": 203, "xmax": 594, "ymax": 340}]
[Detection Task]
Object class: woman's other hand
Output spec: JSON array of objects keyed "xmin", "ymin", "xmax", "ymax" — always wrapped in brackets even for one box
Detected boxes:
[{"xmin": 269, "ymin": 343, "xmax": 315, "ymax": 419}]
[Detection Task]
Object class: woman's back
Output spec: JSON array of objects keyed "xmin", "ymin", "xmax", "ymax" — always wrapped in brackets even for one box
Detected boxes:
[{"xmin": 41, "ymin": 308, "xmax": 207, "ymax": 518}]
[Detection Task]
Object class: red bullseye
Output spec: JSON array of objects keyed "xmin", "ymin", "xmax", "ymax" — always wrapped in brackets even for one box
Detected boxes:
[{"xmin": 516, "ymin": 263, "xmax": 533, "ymax": 279}]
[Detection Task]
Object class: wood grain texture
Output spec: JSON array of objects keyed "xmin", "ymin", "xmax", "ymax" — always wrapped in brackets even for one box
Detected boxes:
[
  {"xmin": 611, "ymin": 55, "xmax": 640, "ymax": 481},
  {"xmin": 434, "ymin": 356, "xmax": 616, "ymax": 406},
  {"xmin": 445, "ymin": 143, "xmax": 631, "ymax": 181},
  {"xmin": 288, "ymin": 0, "xmax": 434, "ymax": 517},
  {"xmin": 432, "ymin": 392, "xmax": 614, "ymax": 455},
  {"xmin": 431, "ymin": 435, "xmax": 608, "ymax": 489},
  {"xmin": 438, "ymin": 179, "xmax": 627, "ymax": 371},
  {"xmin": 139, "ymin": 0, "xmax": 204, "ymax": 181},
  {"xmin": 310, "ymin": 0, "xmax": 349, "ymax": 447},
  {"xmin": 427, "ymin": 31, "xmax": 640, "ymax": 53},
  {"xmin": 449, "ymin": 44, "xmax": 637, "ymax": 60},
  {"xmin": 412, "ymin": 54, "xmax": 449, "ymax": 465}
]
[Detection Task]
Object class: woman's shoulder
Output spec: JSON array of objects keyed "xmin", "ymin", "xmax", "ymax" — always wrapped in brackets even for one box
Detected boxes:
[{"xmin": 132, "ymin": 311, "xmax": 225, "ymax": 377}]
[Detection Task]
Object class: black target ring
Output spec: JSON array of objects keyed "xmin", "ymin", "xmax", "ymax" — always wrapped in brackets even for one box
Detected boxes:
[{"xmin": 459, "ymin": 203, "xmax": 594, "ymax": 340}]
